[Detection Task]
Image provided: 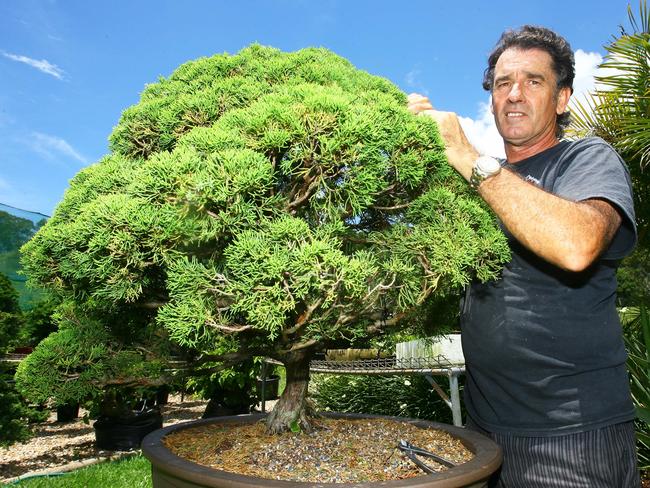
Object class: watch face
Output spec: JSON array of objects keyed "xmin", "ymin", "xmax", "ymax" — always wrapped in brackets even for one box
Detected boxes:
[{"xmin": 477, "ymin": 156, "xmax": 500, "ymax": 174}]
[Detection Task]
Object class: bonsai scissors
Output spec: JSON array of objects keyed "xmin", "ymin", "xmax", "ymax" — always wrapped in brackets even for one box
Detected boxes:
[{"xmin": 397, "ymin": 439, "xmax": 457, "ymax": 474}]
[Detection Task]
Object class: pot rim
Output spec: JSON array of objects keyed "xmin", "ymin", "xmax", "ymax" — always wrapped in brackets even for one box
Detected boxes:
[{"xmin": 142, "ymin": 412, "xmax": 502, "ymax": 488}]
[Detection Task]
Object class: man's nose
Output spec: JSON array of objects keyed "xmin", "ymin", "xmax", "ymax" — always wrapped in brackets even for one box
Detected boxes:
[{"xmin": 507, "ymin": 83, "xmax": 523, "ymax": 102}]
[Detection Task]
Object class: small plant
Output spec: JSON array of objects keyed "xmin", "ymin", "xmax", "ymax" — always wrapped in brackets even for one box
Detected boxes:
[
  {"xmin": 622, "ymin": 304, "xmax": 650, "ymax": 470},
  {"xmin": 14, "ymin": 301, "xmax": 168, "ymax": 417},
  {"xmin": 185, "ymin": 359, "xmax": 260, "ymax": 416}
]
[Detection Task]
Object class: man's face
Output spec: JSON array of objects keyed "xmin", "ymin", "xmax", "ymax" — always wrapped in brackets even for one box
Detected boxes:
[{"xmin": 491, "ymin": 47, "xmax": 570, "ymax": 151}]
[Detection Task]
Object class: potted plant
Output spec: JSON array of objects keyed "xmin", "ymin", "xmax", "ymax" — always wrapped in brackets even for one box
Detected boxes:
[
  {"xmin": 20, "ymin": 44, "xmax": 509, "ymax": 480},
  {"xmin": 14, "ymin": 302, "xmax": 170, "ymax": 450},
  {"xmin": 184, "ymin": 359, "xmax": 260, "ymax": 418}
]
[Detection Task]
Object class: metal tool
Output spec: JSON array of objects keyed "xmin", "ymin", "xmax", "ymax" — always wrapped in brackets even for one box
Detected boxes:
[{"xmin": 397, "ymin": 439, "xmax": 457, "ymax": 474}]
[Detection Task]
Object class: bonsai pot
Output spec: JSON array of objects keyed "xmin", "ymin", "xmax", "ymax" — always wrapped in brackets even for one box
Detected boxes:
[
  {"xmin": 142, "ymin": 413, "xmax": 502, "ymax": 488},
  {"xmin": 56, "ymin": 402, "xmax": 80, "ymax": 422},
  {"xmin": 94, "ymin": 406, "xmax": 163, "ymax": 451}
]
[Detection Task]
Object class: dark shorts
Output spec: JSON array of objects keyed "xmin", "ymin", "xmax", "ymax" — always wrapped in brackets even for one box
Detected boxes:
[{"xmin": 465, "ymin": 417, "xmax": 640, "ymax": 488}]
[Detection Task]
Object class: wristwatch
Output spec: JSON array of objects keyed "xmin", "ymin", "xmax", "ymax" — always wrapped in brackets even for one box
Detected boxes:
[{"xmin": 469, "ymin": 155, "xmax": 501, "ymax": 190}]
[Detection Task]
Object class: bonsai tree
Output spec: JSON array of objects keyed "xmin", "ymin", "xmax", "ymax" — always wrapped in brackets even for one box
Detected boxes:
[
  {"xmin": 14, "ymin": 300, "xmax": 170, "ymax": 419},
  {"xmin": 20, "ymin": 45, "xmax": 509, "ymax": 433}
]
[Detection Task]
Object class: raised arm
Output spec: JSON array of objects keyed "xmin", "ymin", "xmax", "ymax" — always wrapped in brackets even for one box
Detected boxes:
[{"xmin": 406, "ymin": 93, "xmax": 621, "ymax": 272}]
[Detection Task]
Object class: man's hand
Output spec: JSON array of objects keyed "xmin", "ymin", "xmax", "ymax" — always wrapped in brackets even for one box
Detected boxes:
[{"xmin": 407, "ymin": 93, "xmax": 480, "ymax": 181}]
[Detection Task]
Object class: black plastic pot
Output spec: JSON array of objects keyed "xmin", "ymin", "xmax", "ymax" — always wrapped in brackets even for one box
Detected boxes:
[
  {"xmin": 56, "ymin": 402, "xmax": 79, "ymax": 422},
  {"xmin": 256, "ymin": 374, "xmax": 280, "ymax": 400},
  {"xmin": 142, "ymin": 413, "xmax": 502, "ymax": 488},
  {"xmin": 94, "ymin": 407, "xmax": 163, "ymax": 451},
  {"xmin": 202, "ymin": 399, "xmax": 250, "ymax": 418}
]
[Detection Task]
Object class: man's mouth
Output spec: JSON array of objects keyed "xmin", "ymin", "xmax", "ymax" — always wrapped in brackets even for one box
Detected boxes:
[{"xmin": 506, "ymin": 112, "xmax": 525, "ymax": 118}]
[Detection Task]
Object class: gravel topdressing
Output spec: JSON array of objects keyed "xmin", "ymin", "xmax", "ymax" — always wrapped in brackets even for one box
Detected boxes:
[{"xmin": 164, "ymin": 417, "xmax": 474, "ymax": 483}]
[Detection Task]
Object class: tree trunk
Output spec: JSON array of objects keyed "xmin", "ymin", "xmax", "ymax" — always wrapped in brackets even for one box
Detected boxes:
[{"xmin": 265, "ymin": 350, "xmax": 316, "ymax": 434}]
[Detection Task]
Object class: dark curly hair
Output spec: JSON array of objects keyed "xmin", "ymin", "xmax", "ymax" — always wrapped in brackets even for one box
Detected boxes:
[{"xmin": 482, "ymin": 25, "xmax": 575, "ymax": 138}]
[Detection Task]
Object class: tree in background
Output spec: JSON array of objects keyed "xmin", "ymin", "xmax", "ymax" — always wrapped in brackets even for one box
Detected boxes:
[
  {"xmin": 0, "ymin": 272, "xmax": 40, "ymax": 447},
  {"xmin": 20, "ymin": 45, "xmax": 509, "ymax": 433},
  {"xmin": 0, "ymin": 271, "xmax": 22, "ymax": 350}
]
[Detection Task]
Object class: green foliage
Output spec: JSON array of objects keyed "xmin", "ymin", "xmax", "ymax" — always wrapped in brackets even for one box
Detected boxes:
[
  {"xmin": 0, "ymin": 273, "xmax": 42, "ymax": 447},
  {"xmin": 0, "ymin": 210, "xmax": 36, "ymax": 253},
  {"xmin": 19, "ymin": 45, "xmax": 509, "ymax": 422},
  {"xmin": 0, "ymin": 270, "xmax": 20, "ymax": 316},
  {"xmin": 14, "ymin": 302, "xmax": 167, "ymax": 409},
  {"xmin": 618, "ymin": 247, "xmax": 650, "ymax": 306},
  {"xmin": 185, "ymin": 359, "xmax": 259, "ymax": 412},
  {"xmin": 0, "ymin": 210, "xmax": 47, "ymax": 310},
  {"xmin": 310, "ymin": 373, "xmax": 457, "ymax": 424},
  {"xmin": 11, "ymin": 454, "xmax": 151, "ymax": 487},
  {"xmin": 622, "ymin": 305, "xmax": 650, "ymax": 469},
  {"xmin": 18, "ymin": 296, "xmax": 61, "ymax": 347},
  {"xmin": 0, "ymin": 272, "xmax": 22, "ymax": 354}
]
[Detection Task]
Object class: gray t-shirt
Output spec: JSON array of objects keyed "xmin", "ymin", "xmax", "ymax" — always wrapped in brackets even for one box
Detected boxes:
[{"xmin": 461, "ymin": 137, "xmax": 637, "ymax": 436}]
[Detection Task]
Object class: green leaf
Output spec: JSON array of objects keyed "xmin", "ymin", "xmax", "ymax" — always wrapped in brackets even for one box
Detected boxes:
[
  {"xmin": 289, "ymin": 419, "xmax": 301, "ymax": 434},
  {"xmin": 637, "ymin": 406, "xmax": 650, "ymax": 425}
]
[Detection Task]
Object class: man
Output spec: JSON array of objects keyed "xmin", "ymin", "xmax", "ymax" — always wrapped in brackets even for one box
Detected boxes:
[{"xmin": 408, "ymin": 25, "xmax": 639, "ymax": 487}]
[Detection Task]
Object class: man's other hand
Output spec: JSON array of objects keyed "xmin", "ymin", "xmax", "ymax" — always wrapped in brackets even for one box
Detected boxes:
[{"xmin": 406, "ymin": 93, "xmax": 479, "ymax": 181}]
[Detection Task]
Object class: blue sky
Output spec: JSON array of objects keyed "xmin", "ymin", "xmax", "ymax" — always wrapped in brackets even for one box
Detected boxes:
[{"xmin": 0, "ymin": 0, "xmax": 634, "ymax": 215}]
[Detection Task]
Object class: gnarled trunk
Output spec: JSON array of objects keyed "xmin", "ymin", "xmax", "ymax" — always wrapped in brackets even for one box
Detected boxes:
[{"xmin": 265, "ymin": 350, "xmax": 316, "ymax": 434}]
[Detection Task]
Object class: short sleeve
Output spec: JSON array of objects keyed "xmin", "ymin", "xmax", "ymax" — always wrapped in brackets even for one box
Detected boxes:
[{"xmin": 553, "ymin": 138, "xmax": 637, "ymax": 260}]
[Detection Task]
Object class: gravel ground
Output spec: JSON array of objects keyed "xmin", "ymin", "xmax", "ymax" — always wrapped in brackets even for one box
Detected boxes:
[
  {"xmin": 1, "ymin": 398, "xmax": 474, "ymax": 485},
  {"xmin": 0, "ymin": 394, "xmax": 209, "ymax": 483}
]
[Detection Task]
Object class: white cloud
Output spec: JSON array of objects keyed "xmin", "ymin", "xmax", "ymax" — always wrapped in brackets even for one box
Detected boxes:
[
  {"xmin": 0, "ymin": 176, "xmax": 10, "ymax": 191},
  {"xmin": 459, "ymin": 101, "xmax": 505, "ymax": 158},
  {"xmin": 573, "ymin": 49, "xmax": 603, "ymax": 102},
  {"xmin": 459, "ymin": 49, "xmax": 608, "ymax": 159},
  {"xmin": 1, "ymin": 51, "xmax": 65, "ymax": 80},
  {"xmin": 30, "ymin": 132, "xmax": 87, "ymax": 165}
]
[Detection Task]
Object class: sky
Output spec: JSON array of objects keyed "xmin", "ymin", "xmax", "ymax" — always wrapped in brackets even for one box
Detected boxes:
[{"xmin": 0, "ymin": 0, "xmax": 635, "ymax": 216}]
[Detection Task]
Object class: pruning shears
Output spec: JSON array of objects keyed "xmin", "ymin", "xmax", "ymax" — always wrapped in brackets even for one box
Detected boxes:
[{"xmin": 397, "ymin": 439, "xmax": 457, "ymax": 474}]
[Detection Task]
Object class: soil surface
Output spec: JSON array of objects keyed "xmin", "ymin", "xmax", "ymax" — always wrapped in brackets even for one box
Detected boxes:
[
  {"xmin": 164, "ymin": 417, "xmax": 473, "ymax": 483},
  {"xmin": 0, "ymin": 394, "xmax": 208, "ymax": 483}
]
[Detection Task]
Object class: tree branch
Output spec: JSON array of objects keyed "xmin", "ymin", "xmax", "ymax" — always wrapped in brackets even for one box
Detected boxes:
[{"xmin": 282, "ymin": 296, "xmax": 325, "ymax": 339}]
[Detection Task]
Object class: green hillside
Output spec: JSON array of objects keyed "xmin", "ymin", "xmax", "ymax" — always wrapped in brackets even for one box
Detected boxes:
[{"xmin": 0, "ymin": 208, "xmax": 48, "ymax": 309}]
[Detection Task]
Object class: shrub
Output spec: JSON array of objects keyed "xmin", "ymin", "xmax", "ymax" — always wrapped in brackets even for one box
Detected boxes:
[{"xmin": 310, "ymin": 373, "xmax": 458, "ymax": 424}]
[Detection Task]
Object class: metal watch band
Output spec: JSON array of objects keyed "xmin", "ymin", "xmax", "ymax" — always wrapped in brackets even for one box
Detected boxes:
[{"xmin": 469, "ymin": 156, "xmax": 501, "ymax": 190}]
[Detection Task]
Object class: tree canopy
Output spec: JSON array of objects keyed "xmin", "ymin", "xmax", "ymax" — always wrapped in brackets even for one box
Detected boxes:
[{"xmin": 19, "ymin": 45, "xmax": 509, "ymax": 432}]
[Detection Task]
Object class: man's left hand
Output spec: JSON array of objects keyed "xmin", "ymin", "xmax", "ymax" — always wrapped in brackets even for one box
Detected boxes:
[{"xmin": 406, "ymin": 93, "xmax": 479, "ymax": 182}]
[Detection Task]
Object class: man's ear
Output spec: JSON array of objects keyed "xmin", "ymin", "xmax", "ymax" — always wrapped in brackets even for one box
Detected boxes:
[
  {"xmin": 489, "ymin": 95, "xmax": 494, "ymax": 114},
  {"xmin": 556, "ymin": 86, "xmax": 571, "ymax": 115}
]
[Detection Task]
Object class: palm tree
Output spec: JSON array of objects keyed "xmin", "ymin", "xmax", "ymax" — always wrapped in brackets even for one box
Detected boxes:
[
  {"xmin": 569, "ymin": 0, "xmax": 650, "ymax": 244},
  {"xmin": 571, "ymin": 3, "xmax": 650, "ymax": 476}
]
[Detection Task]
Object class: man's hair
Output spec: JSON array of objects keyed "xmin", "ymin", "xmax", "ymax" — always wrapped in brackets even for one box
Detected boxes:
[{"xmin": 482, "ymin": 25, "xmax": 575, "ymax": 138}]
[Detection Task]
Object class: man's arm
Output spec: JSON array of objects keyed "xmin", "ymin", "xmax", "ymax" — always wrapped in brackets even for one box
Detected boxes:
[
  {"xmin": 478, "ymin": 170, "xmax": 621, "ymax": 272},
  {"xmin": 406, "ymin": 94, "xmax": 622, "ymax": 272}
]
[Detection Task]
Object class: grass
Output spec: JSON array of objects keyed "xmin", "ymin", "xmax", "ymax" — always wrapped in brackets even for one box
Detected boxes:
[{"xmin": 10, "ymin": 454, "xmax": 151, "ymax": 487}]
